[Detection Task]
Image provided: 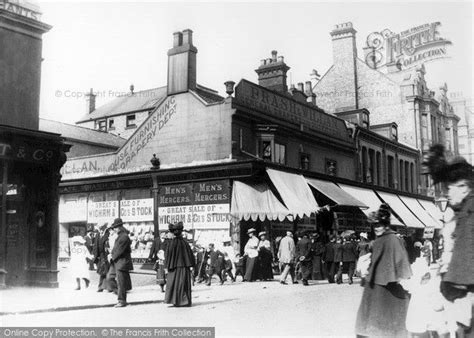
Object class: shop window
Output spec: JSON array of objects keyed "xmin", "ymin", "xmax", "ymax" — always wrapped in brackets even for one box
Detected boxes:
[
  {"xmin": 326, "ymin": 159, "xmax": 337, "ymax": 176},
  {"xmin": 300, "ymin": 153, "xmax": 310, "ymax": 170},
  {"xmin": 108, "ymin": 119, "xmax": 115, "ymax": 130},
  {"xmin": 97, "ymin": 119, "xmax": 106, "ymax": 131},
  {"xmin": 126, "ymin": 114, "xmax": 136, "ymax": 128},
  {"xmin": 274, "ymin": 143, "xmax": 286, "ymax": 165},
  {"xmin": 262, "ymin": 141, "xmax": 272, "ymax": 161}
]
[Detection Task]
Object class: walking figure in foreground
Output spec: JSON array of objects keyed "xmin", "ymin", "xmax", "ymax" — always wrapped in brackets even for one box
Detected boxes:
[{"xmin": 165, "ymin": 222, "xmax": 195, "ymax": 307}]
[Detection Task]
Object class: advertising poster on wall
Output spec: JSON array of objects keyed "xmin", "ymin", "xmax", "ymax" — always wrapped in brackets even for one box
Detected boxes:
[{"xmin": 158, "ymin": 180, "xmax": 231, "ymax": 230}]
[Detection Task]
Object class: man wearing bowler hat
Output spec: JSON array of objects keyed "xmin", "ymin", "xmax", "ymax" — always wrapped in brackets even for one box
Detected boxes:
[{"xmin": 110, "ymin": 218, "xmax": 133, "ymax": 307}]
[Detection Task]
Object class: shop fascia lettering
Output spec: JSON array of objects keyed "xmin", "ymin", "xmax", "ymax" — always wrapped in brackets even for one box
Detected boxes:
[{"xmin": 0, "ymin": 0, "xmax": 41, "ymax": 21}]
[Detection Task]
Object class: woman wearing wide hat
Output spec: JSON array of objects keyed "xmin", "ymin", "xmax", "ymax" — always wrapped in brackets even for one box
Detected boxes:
[
  {"xmin": 243, "ymin": 228, "xmax": 259, "ymax": 282},
  {"xmin": 355, "ymin": 203, "xmax": 412, "ymax": 337},
  {"xmin": 257, "ymin": 231, "xmax": 274, "ymax": 281}
]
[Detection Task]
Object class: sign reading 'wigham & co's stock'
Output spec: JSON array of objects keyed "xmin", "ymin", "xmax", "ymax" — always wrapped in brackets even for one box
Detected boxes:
[{"xmin": 158, "ymin": 180, "xmax": 231, "ymax": 229}]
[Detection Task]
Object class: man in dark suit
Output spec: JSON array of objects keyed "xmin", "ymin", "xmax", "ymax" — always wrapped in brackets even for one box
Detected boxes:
[
  {"xmin": 336, "ymin": 236, "xmax": 358, "ymax": 284},
  {"xmin": 205, "ymin": 243, "xmax": 224, "ymax": 286},
  {"xmin": 84, "ymin": 226, "xmax": 96, "ymax": 270},
  {"xmin": 295, "ymin": 232, "xmax": 312, "ymax": 286},
  {"xmin": 110, "ymin": 218, "xmax": 133, "ymax": 307},
  {"xmin": 324, "ymin": 235, "xmax": 337, "ymax": 283}
]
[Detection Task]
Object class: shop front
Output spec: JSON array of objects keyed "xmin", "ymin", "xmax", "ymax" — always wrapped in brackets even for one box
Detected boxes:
[{"xmin": 0, "ymin": 125, "xmax": 69, "ymax": 287}]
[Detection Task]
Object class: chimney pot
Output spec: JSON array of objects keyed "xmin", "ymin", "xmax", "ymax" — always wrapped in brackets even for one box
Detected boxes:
[
  {"xmin": 261, "ymin": 59, "xmax": 266, "ymax": 66},
  {"xmin": 304, "ymin": 81, "xmax": 312, "ymax": 94},
  {"xmin": 182, "ymin": 29, "xmax": 193, "ymax": 45},
  {"xmin": 224, "ymin": 81, "xmax": 235, "ymax": 97},
  {"xmin": 173, "ymin": 31, "xmax": 183, "ymax": 47},
  {"xmin": 267, "ymin": 58, "xmax": 272, "ymax": 64},
  {"xmin": 277, "ymin": 56, "xmax": 284, "ymax": 63},
  {"xmin": 271, "ymin": 50, "xmax": 277, "ymax": 61},
  {"xmin": 297, "ymin": 82, "xmax": 304, "ymax": 92}
]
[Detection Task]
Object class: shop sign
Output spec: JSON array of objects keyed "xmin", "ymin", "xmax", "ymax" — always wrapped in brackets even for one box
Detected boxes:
[
  {"xmin": 87, "ymin": 201, "xmax": 119, "ymax": 224},
  {"xmin": 0, "ymin": 141, "xmax": 58, "ymax": 164},
  {"xmin": 423, "ymin": 226, "xmax": 435, "ymax": 239},
  {"xmin": 60, "ymin": 96, "xmax": 177, "ymax": 179},
  {"xmin": 59, "ymin": 198, "xmax": 88, "ymax": 223},
  {"xmin": 158, "ymin": 180, "xmax": 231, "ymax": 229},
  {"xmin": 0, "ymin": 0, "xmax": 42, "ymax": 21},
  {"xmin": 234, "ymin": 80, "xmax": 348, "ymax": 139},
  {"xmin": 120, "ymin": 198, "xmax": 153, "ymax": 222},
  {"xmin": 365, "ymin": 22, "xmax": 452, "ymax": 71}
]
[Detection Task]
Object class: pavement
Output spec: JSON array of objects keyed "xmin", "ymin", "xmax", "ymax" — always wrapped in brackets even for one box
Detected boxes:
[{"xmin": 0, "ymin": 278, "xmax": 363, "ymax": 337}]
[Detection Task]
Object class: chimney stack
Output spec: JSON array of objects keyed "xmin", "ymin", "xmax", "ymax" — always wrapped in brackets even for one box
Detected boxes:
[
  {"xmin": 330, "ymin": 22, "xmax": 358, "ymax": 110},
  {"xmin": 305, "ymin": 81, "xmax": 317, "ymax": 106},
  {"xmin": 85, "ymin": 88, "xmax": 96, "ymax": 114},
  {"xmin": 255, "ymin": 50, "xmax": 290, "ymax": 93},
  {"xmin": 167, "ymin": 29, "xmax": 197, "ymax": 95}
]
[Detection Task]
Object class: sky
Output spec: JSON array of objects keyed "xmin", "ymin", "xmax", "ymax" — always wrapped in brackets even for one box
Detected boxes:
[{"xmin": 37, "ymin": 1, "xmax": 474, "ymax": 125}]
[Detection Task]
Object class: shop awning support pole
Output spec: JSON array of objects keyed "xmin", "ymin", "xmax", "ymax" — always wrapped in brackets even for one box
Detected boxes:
[{"xmin": 151, "ymin": 173, "xmax": 160, "ymax": 237}]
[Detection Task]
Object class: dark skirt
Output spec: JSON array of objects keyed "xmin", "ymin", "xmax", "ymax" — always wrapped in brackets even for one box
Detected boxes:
[
  {"xmin": 165, "ymin": 267, "xmax": 192, "ymax": 307},
  {"xmin": 355, "ymin": 282, "xmax": 410, "ymax": 337},
  {"xmin": 156, "ymin": 264, "xmax": 166, "ymax": 286},
  {"xmin": 311, "ymin": 256, "xmax": 325, "ymax": 280},
  {"xmin": 258, "ymin": 249, "xmax": 274, "ymax": 280},
  {"xmin": 244, "ymin": 256, "xmax": 258, "ymax": 281}
]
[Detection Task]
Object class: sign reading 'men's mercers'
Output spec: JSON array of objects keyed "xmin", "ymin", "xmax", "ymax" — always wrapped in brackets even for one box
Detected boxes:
[
  {"xmin": 158, "ymin": 180, "xmax": 231, "ymax": 229},
  {"xmin": 0, "ymin": 0, "xmax": 42, "ymax": 20},
  {"xmin": 364, "ymin": 22, "xmax": 452, "ymax": 71}
]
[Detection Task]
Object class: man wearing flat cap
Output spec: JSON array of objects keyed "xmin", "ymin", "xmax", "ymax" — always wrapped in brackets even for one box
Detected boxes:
[{"xmin": 110, "ymin": 218, "xmax": 133, "ymax": 307}]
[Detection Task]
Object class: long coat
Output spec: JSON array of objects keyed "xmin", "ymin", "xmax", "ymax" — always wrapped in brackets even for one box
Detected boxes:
[
  {"xmin": 324, "ymin": 242, "xmax": 336, "ymax": 262},
  {"xmin": 94, "ymin": 231, "xmax": 110, "ymax": 276},
  {"xmin": 341, "ymin": 241, "xmax": 358, "ymax": 262},
  {"xmin": 444, "ymin": 193, "xmax": 474, "ymax": 286},
  {"xmin": 295, "ymin": 237, "xmax": 312, "ymax": 261},
  {"xmin": 333, "ymin": 243, "xmax": 343, "ymax": 263},
  {"xmin": 355, "ymin": 230, "xmax": 412, "ymax": 337},
  {"xmin": 111, "ymin": 227, "xmax": 133, "ymax": 272}
]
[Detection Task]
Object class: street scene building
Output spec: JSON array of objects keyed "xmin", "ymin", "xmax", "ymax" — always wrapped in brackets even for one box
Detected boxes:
[{"xmin": 1, "ymin": 2, "xmax": 472, "ymax": 337}]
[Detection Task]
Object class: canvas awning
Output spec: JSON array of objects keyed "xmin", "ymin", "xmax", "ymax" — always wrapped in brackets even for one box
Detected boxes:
[
  {"xmin": 376, "ymin": 191, "xmax": 425, "ymax": 228},
  {"xmin": 230, "ymin": 180, "xmax": 291, "ymax": 222},
  {"xmin": 306, "ymin": 177, "xmax": 368, "ymax": 208},
  {"xmin": 417, "ymin": 199, "xmax": 444, "ymax": 229},
  {"xmin": 266, "ymin": 169, "xmax": 319, "ymax": 218},
  {"xmin": 399, "ymin": 196, "xmax": 442, "ymax": 229}
]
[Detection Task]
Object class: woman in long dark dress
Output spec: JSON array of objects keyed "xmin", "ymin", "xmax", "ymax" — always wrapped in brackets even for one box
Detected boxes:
[
  {"xmin": 257, "ymin": 232, "xmax": 273, "ymax": 281},
  {"xmin": 164, "ymin": 222, "xmax": 195, "ymax": 307},
  {"xmin": 355, "ymin": 204, "xmax": 412, "ymax": 337}
]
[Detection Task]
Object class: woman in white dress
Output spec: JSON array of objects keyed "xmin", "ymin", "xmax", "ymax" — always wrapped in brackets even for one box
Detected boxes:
[{"xmin": 70, "ymin": 236, "xmax": 91, "ymax": 290}]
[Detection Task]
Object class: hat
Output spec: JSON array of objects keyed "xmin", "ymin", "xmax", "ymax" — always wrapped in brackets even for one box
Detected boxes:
[
  {"xmin": 247, "ymin": 228, "xmax": 256, "ymax": 234},
  {"xmin": 258, "ymin": 231, "xmax": 266, "ymax": 237},
  {"xmin": 72, "ymin": 236, "xmax": 85, "ymax": 244},
  {"xmin": 376, "ymin": 204, "xmax": 391, "ymax": 226},
  {"xmin": 360, "ymin": 232, "xmax": 368, "ymax": 239},
  {"xmin": 99, "ymin": 223, "xmax": 108, "ymax": 231},
  {"xmin": 111, "ymin": 218, "xmax": 124, "ymax": 228},
  {"xmin": 445, "ymin": 156, "xmax": 473, "ymax": 183},
  {"xmin": 169, "ymin": 222, "xmax": 184, "ymax": 232}
]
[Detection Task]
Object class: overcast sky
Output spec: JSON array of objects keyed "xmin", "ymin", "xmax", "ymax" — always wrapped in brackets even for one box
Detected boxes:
[{"xmin": 38, "ymin": 1, "xmax": 473, "ymax": 125}]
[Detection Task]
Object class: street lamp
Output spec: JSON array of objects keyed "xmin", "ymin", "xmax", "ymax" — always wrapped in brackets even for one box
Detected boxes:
[{"xmin": 436, "ymin": 196, "xmax": 448, "ymax": 213}]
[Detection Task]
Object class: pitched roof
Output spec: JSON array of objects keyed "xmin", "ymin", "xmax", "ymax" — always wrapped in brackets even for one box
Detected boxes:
[
  {"xmin": 39, "ymin": 118, "xmax": 126, "ymax": 148},
  {"xmin": 193, "ymin": 84, "xmax": 225, "ymax": 104},
  {"xmin": 76, "ymin": 87, "xmax": 167, "ymax": 123}
]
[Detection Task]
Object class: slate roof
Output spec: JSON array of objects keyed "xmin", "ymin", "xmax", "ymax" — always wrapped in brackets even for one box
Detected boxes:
[
  {"xmin": 76, "ymin": 87, "xmax": 167, "ymax": 123},
  {"xmin": 76, "ymin": 84, "xmax": 224, "ymax": 123},
  {"xmin": 39, "ymin": 118, "xmax": 126, "ymax": 148}
]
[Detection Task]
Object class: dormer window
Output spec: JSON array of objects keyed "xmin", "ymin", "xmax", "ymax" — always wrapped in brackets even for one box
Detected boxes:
[
  {"xmin": 362, "ymin": 112, "xmax": 369, "ymax": 129},
  {"xmin": 391, "ymin": 124, "xmax": 398, "ymax": 141}
]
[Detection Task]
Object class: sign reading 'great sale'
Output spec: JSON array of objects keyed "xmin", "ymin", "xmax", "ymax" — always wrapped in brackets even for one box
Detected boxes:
[{"xmin": 158, "ymin": 180, "xmax": 231, "ymax": 229}]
